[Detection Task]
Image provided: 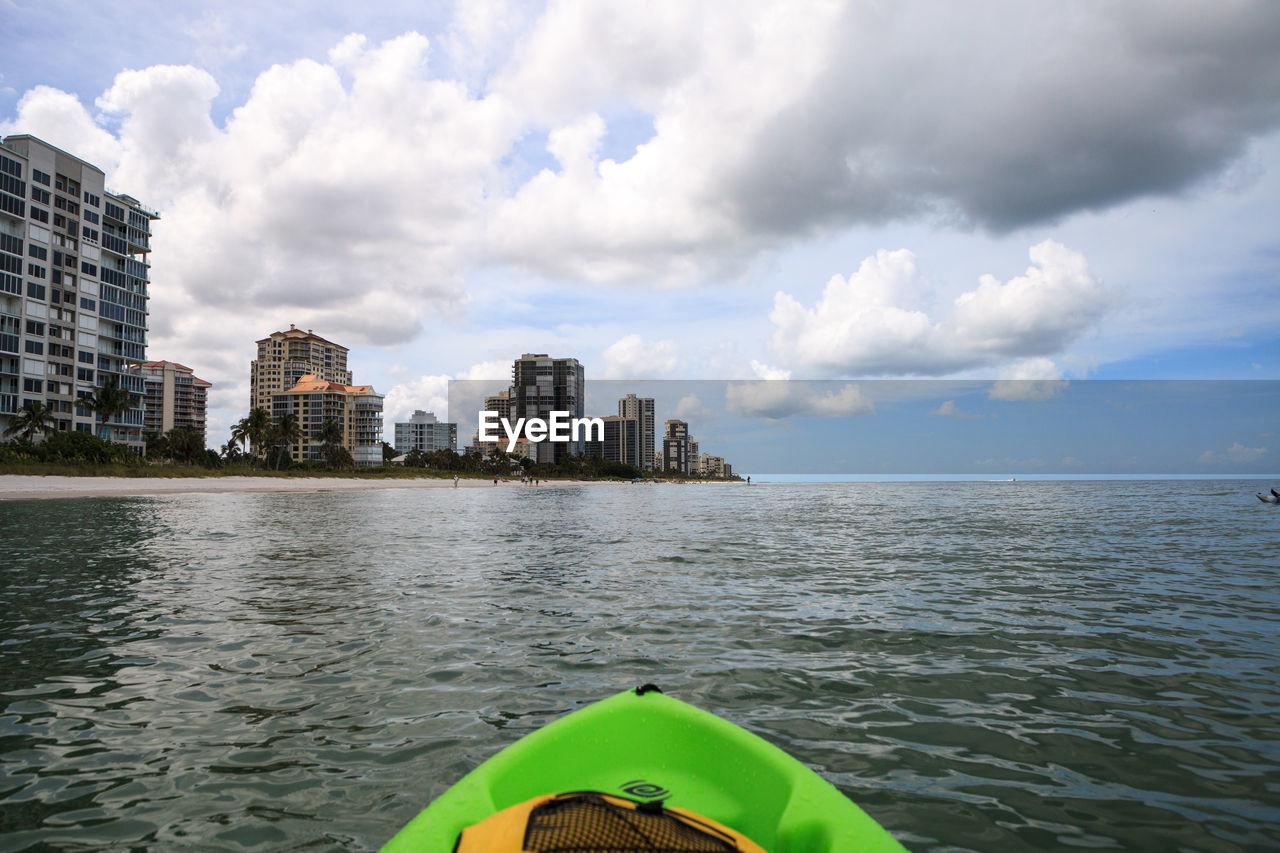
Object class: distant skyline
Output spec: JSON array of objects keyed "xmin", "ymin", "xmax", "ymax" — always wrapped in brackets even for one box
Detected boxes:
[
  {"xmin": 3, "ymin": 2, "xmax": 1278, "ymax": 467},
  {"xmin": 452, "ymin": 379, "xmax": 1279, "ymax": 475}
]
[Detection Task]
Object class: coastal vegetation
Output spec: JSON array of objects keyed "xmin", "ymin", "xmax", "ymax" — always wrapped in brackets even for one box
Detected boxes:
[
  {"xmin": 2, "ymin": 405, "xmax": 740, "ymax": 481},
  {"xmin": 0, "ymin": 431, "xmax": 741, "ymax": 482}
]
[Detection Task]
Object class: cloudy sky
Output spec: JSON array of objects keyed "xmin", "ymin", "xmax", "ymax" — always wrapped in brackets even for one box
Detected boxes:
[{"xmin": 3, "ymin": 0, "xmax": 1278, "ymax": 465}]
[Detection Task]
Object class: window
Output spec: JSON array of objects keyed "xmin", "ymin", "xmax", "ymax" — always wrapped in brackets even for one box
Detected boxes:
[
  {"xmin": 32, "ymin": 169, "xmax": 50, "ymax": 186},
  {"xmin": 83, "ymin": 192, "xmax": 100, "ymax": 207},
  {"xmin": 31, "ymin": 206, "xmax": 48, "ymax": 224},
  {"xmin": 0, "ymin": 172, "xmax": 24, "ymax": 198},
  {"xmin": 79, "ymin": 297, "xmax": 96, "ymax": 311},
  {"xmin": 24, "ymin": 320, "xmax": 44, "ymax": 336},
  {"xmin": 77, "ymin": 367, "xmax": 94, "ymax": 382},
  {"xmin": 24, "ymin": 340, "xmax": 43, "ymax": 355},
  {"xmin": 26, "ymin": 282, "xmax": 45, "ymax": 300},
  {"xmin": 27, "ymin": 263, "xmax": 46, "ymax": 279},
  {"xmin": 0, "ymin": 192, "xmax": 24, "ymax": 218},
  {"xmin": 23, "ymin": 378, "xmax": 42, "ymax": 393},
  {"xmin": 78, "ymin": 350, "xmax": 93, "ymax": 364},
  {"xmin": 28, "ymin": 244, "xmax": 47, "ymax": 261},
  {"xmin": 80, "ymin": 261, "xmax": 96, "ymax": 276},
  {"xmin": 0, "ymin": 155, "xmax": 22, "ymax": 178},
  {"xmin": 31, "ymin": 188, "xmax": 50, "ymax": 205},
  {"xmin": 84, "ymin": 210, "xmax": 99, "ymax": 225}
]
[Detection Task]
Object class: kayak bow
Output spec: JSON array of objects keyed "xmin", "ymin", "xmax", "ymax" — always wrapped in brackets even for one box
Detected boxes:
[{"xmin": 382, "ymin": 685, "xmax": 905, "ymax": 852}]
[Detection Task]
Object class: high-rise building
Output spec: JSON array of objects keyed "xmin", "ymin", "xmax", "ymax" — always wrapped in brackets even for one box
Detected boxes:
[
  {"xmin": 395, "ymin": 410, "xmax": 457, "ymax": 454},
  {"xmin": 484, "ymin": 388, "xmax": 511, "ymax": 423},
  {"xmin": 698, "ymin": 453, "xmax": 726, "ymax": 477},
  {"xmin": 271, "ymin": 374, "xmax": 384, "ymax": 467},
  {"xmin": 0, "ymin": 134, "xmax": 158, "ymax": 450},
  {"xmin": 618, "ymin": 393, "xmax": 655, "ymax": 470},
  {"xmin": 600, "ymin": 414, "xmax": 640, "ymax": 467},
  {"xmin": 510, "ymin": 353, "xmax": 584, "ymax": 465},
  {"xmin": 662, "ymin": 419, "xmax": 692, "ymax": 473},
  {"xmin": 250, "ymin": 325, "xmax": 350, "ymax": 414},
  {"xmin": 133, "ymin": 360, "xmax": 210, "ymax": 444}
]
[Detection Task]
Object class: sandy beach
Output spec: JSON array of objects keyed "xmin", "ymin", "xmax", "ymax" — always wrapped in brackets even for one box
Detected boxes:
[{"xmin": 0, "ymin": 474, "xmax": 592, "ymax": 501}]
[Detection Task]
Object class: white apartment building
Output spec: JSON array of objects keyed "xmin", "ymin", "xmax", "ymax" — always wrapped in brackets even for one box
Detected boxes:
[
  {"xmin": 395, "ymin": 410, "xmax": 457, "ymax": 454},
  {"xmin": 0, "ymin": 134, "xmax": 158, "ymax": 450}
]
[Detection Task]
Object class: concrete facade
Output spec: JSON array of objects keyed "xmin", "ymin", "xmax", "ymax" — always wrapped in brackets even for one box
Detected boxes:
[
  {"xmin": 0, "ymin": 134, "xmax": 157, "ymax": 451},
  {"xmin": 271, "ymin": 374, "xmax": 384, "ymax": 467},
  {"xmin": 250, "ymin": 325, "xmax": 350, "ymax": 415},
  {"xmin": 134, "ymin": 360, "xmax": 210, "ymax": 444},
  {"xmin": 618, "ymin": 393, "xmax": 655, "ymax": 470},
  {"xmin": 394, "ymin": 410, "xmax": 457, "ymax": 453}
]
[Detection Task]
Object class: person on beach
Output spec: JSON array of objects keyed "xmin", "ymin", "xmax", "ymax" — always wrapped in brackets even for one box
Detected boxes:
[{"xmin": 453, "ymin": 475, "xmax": 459, "ymax": 488}]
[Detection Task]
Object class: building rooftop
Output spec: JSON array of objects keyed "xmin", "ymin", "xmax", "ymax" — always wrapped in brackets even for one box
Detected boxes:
[
  {"xmin": 130, "ymin": 360, "xmax": 212, "ymax": 386},
  {"xmin": 284, "ymin": 374, "xmax": 376, "ymax": 395},
  {"xmin": 256, "ymin": 324, "xmax": 348, "ymax": 350},
  {"xmin": 1, "ymin": 133, "xmax": 107, "ymax": 176}
]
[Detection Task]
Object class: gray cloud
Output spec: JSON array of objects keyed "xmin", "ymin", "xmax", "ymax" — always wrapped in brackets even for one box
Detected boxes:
[{"xmin": 725, "ymin": 2, "xmax": 1280, "ymax": 234}]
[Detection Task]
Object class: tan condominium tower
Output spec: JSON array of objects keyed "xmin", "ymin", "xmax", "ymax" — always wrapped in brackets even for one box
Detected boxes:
[
  {"xmin": 132, "ymin": 360, "xmax": 210, "ymax": 443},
  {"xmin": 249, "ymin": 325, "xmax": 350, "ymax": 413}
]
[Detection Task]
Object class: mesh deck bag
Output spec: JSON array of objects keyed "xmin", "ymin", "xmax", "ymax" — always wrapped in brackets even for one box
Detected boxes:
[{"xmin": 455, "ymin": 791, "xmax": 768, "ymax": 853}]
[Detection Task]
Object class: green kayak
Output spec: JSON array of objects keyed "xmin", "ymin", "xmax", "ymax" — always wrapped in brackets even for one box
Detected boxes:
[{"xmin": 381, "ymin": 685, "xmax": 906, "ymax": 852}]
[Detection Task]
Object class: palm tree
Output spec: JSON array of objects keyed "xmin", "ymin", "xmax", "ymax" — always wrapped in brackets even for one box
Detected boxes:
[
  {"xmin": 271, "ymin": 412, "xmax": 301, "ymax": 469},
  {"xmin": 241, "ymin": 407, "xmax": 272, "ymax": 463},
  {"xmin": 4, "ymin": 399, "xmax": 56, "ymax": 441},
  {"xmin": 166, "ymin": 425, "xmax": 205, "ymax": 465},
  {"xmin": 318, "ymin": 416, "xmax": 344, "ymax": 448},
  {"xmin": 316, "ymin": 416, "xmax": 347, "ymax": 468},
  {"xmin": 84, "ymin": 376, "xmax": 134, "ymax": 441},
  {"xmin": 229, "ymin": 418, "xmax": 249, "ymax": 455}
]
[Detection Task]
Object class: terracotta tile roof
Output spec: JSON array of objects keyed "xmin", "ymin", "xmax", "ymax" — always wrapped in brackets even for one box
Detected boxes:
[
  {"xmin": 255, "ymin": 326, "xmax": 347, "ymax": 349},
  {"xmin": 282, "ymin": 374, "xmax": 377, "ymax": 395}
]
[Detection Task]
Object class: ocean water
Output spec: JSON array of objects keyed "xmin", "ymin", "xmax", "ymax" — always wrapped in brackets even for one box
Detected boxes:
[{"xmin": 1, "ymin": 480, "xmax": 1278, "ymax": 851}]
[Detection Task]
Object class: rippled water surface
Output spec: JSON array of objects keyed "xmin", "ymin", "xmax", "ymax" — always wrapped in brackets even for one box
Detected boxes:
[{"xmin": 2, "ymin": 480, "xmax": 1279, "ymax": 851}]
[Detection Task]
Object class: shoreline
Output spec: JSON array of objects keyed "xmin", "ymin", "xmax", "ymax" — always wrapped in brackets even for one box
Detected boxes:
[
  {"xmin": 0, "ymin": 474, "xmax": 586, "ymax": 500},
  {"xmin": 0, "ymin": 474, "xmax": 743, "ymax": 501}
]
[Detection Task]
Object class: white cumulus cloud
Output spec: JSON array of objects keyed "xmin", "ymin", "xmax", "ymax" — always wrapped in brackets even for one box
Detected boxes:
[
  {"xmin": 726, "ymin": 381, "xmax": 874, "ymax": 419},
  {"xmin": 930, "ymin": 400, "xmax": 983, "ymax": 419},
  {"xmin": 769, "ymin": 240, "xmax": 1106, "ymax": 376},
  {"xmin": 1198, "ymin": 442, "xmax": 1268, "ymax": 466},
  {"xmin": 600, "ymin": 334, "xmax": 678, "ymax": 378},
  {"xmin": 989, "ymin": 357, "xmax": 1069, "ymax": 401},
  {"xmin": 383, "ymin": 374, "xmax": 452, "ymax": 428}
]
